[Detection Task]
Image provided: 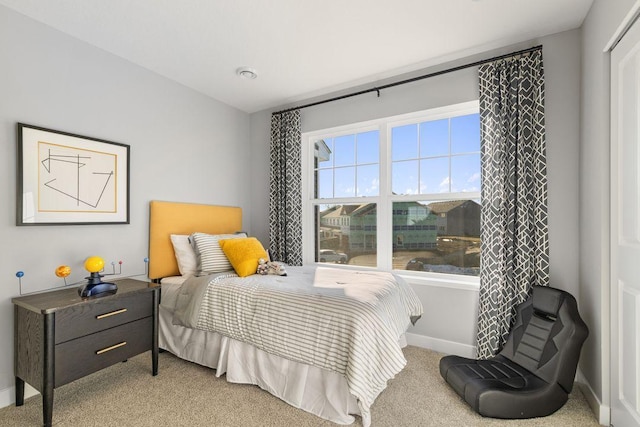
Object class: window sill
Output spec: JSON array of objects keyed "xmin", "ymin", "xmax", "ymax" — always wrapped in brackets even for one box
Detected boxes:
[
  {"xmin": 397, "ymin": 271, "xmax": 480, "ymax": 291},
  {"xmin": 309, "ymin": 262, "xmax": 480, "ymax": 291}
]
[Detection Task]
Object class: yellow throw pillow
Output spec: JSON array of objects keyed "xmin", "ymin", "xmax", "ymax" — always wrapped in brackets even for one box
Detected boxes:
[{"xmin": 219, "ymin": 237, "xmax": 268, "ymax": 277}]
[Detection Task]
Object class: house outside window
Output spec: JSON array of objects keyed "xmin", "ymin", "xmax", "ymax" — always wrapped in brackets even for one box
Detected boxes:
[{"xmin": 303, "ymin": 101, "xmax": 481, "ymax": 279}]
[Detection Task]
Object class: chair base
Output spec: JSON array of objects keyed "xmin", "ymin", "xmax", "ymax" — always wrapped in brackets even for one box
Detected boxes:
[{"xmin": 439, "ymin": 354, "xmax": 568, "ymax": 419}]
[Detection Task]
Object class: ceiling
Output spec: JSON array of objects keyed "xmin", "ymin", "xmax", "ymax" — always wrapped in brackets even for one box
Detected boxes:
[{"xmin": 0, "ymin": 0, "xmax": 593, "ymax": 113}]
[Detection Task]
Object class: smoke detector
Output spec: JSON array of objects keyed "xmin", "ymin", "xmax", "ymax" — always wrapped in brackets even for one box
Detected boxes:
[{"xmin": 236, "ymin": 67, "xmax": 258, "ymax": 80}]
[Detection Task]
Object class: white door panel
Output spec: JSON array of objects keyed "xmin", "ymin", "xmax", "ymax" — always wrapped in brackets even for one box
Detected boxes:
[{"xmin": 611, "ymin": 14, "xmax": 640, "ymax": 427}]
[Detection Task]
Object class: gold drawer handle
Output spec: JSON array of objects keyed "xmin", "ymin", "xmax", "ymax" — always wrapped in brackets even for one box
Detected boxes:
[
  {"xmin": 96, "ymin": 342, "xmax": 127, "ymax": 355},
  {"xmin": 96, "ymin": 308, "xmax": 127, "ymax": 319}
]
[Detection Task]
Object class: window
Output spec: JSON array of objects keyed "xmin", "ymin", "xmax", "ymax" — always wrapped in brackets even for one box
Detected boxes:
[
  {"xmin": 303, "ymin": 101, "xmax": 481, "ymax": 279},
  {"xmin": 315, "ymin": 130, "xmax": 379, "ymax": 199}
]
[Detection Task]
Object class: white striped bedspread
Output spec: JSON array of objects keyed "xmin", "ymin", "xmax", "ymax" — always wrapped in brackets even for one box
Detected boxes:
[{"xmin": 172, "ymin": 265, "xmax": 423, "ymax": 426}]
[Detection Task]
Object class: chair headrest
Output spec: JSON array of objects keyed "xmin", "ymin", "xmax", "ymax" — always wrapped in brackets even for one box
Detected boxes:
[{"xmin": 532, "ymin": 286, "xmax": 565, "ymax": 317}]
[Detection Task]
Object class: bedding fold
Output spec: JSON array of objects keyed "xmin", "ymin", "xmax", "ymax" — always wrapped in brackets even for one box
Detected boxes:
[{"xmin": 173, "ymin": 272, "xmax": 237, "ymax": 327}]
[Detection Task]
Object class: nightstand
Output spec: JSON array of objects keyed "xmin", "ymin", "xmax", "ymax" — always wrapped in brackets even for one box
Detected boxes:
[{"xmin": 13, "ymin": 278, "xmax": 160, "ymax": 427}]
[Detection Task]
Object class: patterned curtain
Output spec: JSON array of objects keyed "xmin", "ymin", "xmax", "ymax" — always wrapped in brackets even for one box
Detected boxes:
[
  {"xmin": 476, "ymin": 49, "xmax": 549, "ymax": 359},
  {"xmin": 268, "ymin": 110, "xmax": 303, "ymax": 266}
]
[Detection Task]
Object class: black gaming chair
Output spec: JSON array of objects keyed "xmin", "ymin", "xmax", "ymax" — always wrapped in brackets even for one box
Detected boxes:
[{"xmin": 439, "ymin": 285, "xmax": 588, "ymax": 419}]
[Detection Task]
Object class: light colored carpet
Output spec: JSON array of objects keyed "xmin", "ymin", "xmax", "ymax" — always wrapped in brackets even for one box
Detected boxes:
[{"xmin": 0, "ymin": 346, "xmax": 599, "ymax": 426}]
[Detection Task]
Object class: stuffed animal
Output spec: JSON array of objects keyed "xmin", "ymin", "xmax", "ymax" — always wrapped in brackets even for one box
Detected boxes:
[{"xmin": 257, "ymin": 258, "xmax": 287, "ymax": 276}]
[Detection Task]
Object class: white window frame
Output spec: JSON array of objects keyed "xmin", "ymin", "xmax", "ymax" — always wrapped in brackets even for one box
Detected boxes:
[{"xmin": 302, "ymin": 101, "xmax": 480, "ymax": 288}]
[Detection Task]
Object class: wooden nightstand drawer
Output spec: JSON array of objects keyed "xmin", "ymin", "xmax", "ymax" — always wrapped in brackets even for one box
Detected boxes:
[
  {"xmin": 55, "ymin": 316, "xmax": 153, "ymax": 387},
  {"xmin": 55, "ymin": 291, "xmax": 153, "ymax": 344}
]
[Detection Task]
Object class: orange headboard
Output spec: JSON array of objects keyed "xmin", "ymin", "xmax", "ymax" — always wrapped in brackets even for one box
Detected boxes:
[{"xmin": 148, "ymin": 200, "xmax": 242, "ymax": 280}]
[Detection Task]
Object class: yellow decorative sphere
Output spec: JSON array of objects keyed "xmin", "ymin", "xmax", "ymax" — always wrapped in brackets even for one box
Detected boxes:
[
  {"xmin": 84, "ymin": 256, "xmax": 105, "ymax": 273},
  {"xmin": 55, "ymin": 265, "xmax": 71, "ymax": 278}
]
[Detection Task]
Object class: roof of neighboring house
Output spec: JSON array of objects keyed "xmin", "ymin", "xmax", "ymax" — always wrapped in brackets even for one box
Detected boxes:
[
  {"xmin": 350, "ymin": 201, "xmax": 431, "ymax": 217},
  {"xmin": 319, "ymin": 205, "xmax": 340, "ymax": 218},
  {"xmin": 350, "ymin": 203, "xmax": 377, "ymax": 217},
  {"xmin": 340, "ymin": 205, "xmax": 362, "ymax": 215},
  {"xmin": 427, "ymin": 200, "xmax": 479, "ymax": 214},
  {"xmin": 315, "ymin": 140, "xmax": 331, "ymax": 162},
  {"xmin": 320, "ymin": 204, "xmax": 366, "ymax": 219}
]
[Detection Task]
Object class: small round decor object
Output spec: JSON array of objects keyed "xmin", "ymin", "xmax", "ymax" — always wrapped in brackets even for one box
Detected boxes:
[
  {"xmin": 16, "ymin": 271, "xmax": 24, "ymax": 278},
  {"xmin": 55, "ymin": 265, "xmax": 71, "ymax": 278},
  {"xmin": 84, "ymin": 256, "xmax": 105, "ymax": 273}
]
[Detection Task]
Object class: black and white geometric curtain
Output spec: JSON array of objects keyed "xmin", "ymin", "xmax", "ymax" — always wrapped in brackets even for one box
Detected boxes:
[
  {"xmin": 476, "ymin": 49, "xmax": 549, "ymax": 359},
  {"xmin": 268, "ymin": 110, "xmax": 303, "ymax": 266}
]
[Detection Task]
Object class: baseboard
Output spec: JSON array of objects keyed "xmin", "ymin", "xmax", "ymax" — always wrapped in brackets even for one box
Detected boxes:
[
  {"xmin": 576, "ymin": 368, "xmax": 610, "ymax": 426},
  {"xmin": 406, "ymin": 332, "xmax": 476, "ymax": 358},
  {"xmin": 0, "ymin": 382, "xmax": 39, "ymax": 409}
]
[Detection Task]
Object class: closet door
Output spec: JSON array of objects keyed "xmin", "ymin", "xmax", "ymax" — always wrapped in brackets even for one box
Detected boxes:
[{"xmin": 611, "ymin": 13, "xmax": 640, "ymax": 427}]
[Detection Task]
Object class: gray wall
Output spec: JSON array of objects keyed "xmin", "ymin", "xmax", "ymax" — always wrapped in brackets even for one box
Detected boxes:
[
  {"xmin": 579, "ymin": 0, "xmax": 637, "ymax": 414},
  {"xmin": 0, "ymin": 5, "xmax": 251, "ymax": 402},
  {"xmin": 250, "ymin": 28, "xmax": 581, "ymax": 355}
]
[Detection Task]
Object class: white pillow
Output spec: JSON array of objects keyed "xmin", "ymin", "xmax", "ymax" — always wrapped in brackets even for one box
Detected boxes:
[
  {"xmin": 190, "ymin": 232, "xmax": 247, "ymax": 276},
  {"xmin": 170, "ymin": 234, "xmax": 198, "ymax": 277}
]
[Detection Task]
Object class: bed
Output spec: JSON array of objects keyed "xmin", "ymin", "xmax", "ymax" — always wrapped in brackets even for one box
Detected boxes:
[{"xmin": 148, "ymin": 200, "xmax": 423, "ymax": 426}]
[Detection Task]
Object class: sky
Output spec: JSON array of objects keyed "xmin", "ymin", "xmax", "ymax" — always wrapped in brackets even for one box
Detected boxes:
[{"xmin": 316, "ymin": 113, "xmax": 481, "ymax": 199}]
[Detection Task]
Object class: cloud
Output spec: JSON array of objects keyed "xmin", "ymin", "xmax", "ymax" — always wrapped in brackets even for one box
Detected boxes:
[
  {"xmin": 467, "ymin": 172, "xmax": 481, "ymax": 183},
  {"xmin": 359, "ymin": 178, "xmax": 379, "ymax": 196},
  {"xmin": 337, "ymin": 185, "xmax": 355, "ymax": 197},
  {"xmin": 439, "ymin": 177, "xmax": 450, "ymax": 192}
]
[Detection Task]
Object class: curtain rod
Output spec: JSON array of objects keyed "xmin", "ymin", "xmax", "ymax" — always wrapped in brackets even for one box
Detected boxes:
[{"xmin": 274, "ymin": 45, "xmax": 542, "ymax": 115}]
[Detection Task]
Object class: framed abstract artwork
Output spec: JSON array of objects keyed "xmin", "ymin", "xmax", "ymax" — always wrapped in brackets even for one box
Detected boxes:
[{"xmin": 17, "ymin": 123, "xmax": 130, "ymax": 225}]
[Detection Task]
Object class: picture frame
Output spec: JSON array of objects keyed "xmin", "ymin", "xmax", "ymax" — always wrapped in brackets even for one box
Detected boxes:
[{"xmin": 17, "ymin": 123, "xmax": 130, "ymax": 225}]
